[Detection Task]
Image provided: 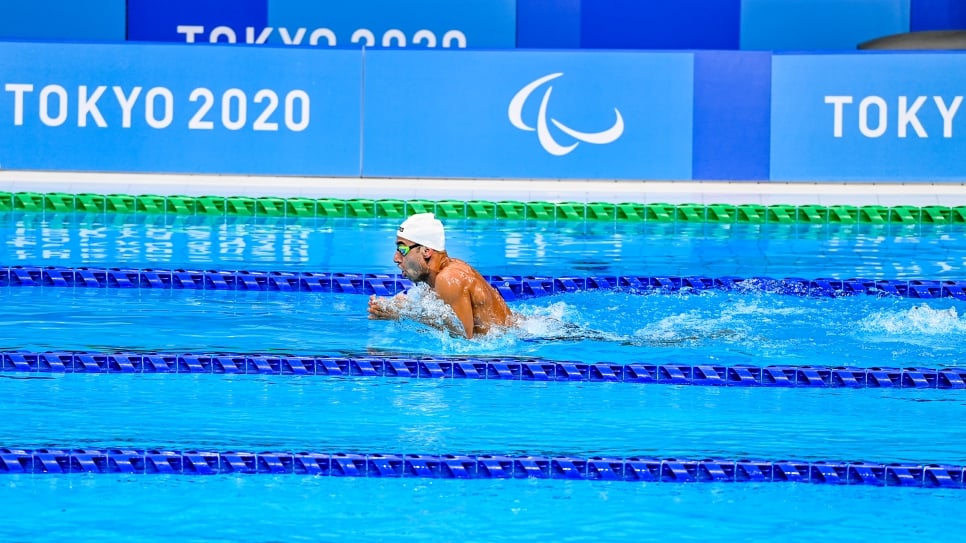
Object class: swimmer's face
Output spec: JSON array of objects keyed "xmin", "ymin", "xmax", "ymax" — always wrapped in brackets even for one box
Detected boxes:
[{"xmin": 395, "ymin": 237, "xmax": 428, "ymax": 281}]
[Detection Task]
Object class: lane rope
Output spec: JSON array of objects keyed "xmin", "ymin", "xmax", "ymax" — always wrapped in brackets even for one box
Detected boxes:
[
  {"xmin": 2, "ymin": 192, "xmax": 962, "ymax": 225},
  {"xmin": 2, "ymin": 265, "xmax": 966, "ymax": 301},
  {"xmin": 3, "ymin": 351, "xmax": 965, "ymax": 389},
  {"xmin": 0, "ymin": 448, "xmax": 962, "ymax": 487}
]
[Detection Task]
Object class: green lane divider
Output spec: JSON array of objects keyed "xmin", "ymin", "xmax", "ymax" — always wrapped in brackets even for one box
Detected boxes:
[
  {"xmin": 766, "ymin": 204, "xmax": 796, "ymax": 223},
  {"xmin": 226, "ymin": 196, "xmax": 255, "ymax": 216},
  {"xmin": 435, "ymin": 200, "xmax": 465, "ymax": 219},
  {"xmin": 922, "ymin": 205, "xmax": 950, "ymax": 224},
  {"xmin": 15, "ymin": 191, "xmax": 44, "ymax": 212},
  {"xmin": 107, "ymin": 194, "xmax": 135, "ymax": 213},
  {"xmin": 587, "ymin": 202, "xmax": 616, "ymax": 221},
  {"xmin": 347, "ymin": 198, "xmax": 375, "ymax": 218},
  {"xmin": 406, "ymin": 199, "xmax": 436, "ymax": 216},
  {"xmin": 496, "ymin": 200, "xmax": 525, "ymax": 220},
  {"xmin": 467, "ymin": 200, "xmax": 496, "ymax": 219},
  {"xmin": 736, "ymin": 204, "xmax": 766, "ymax": 223},
  {"xmin": 0, "ymin": 191, "xmax": 965, "ymax": 225},
  {"xmin": 77, "ymin": 193, "xmax": 106, "ymax": 213},
  {"xmin": 706, "ymin": 203, "xmax": 734, "ymax": 222},
  {"xmin": 166, "ymin": 195, "xmax": 196, "ymax": 214},
  {"xmin": 44, "ymin": 192, "xmax": 74, "ymax": 212},
  {"xmin": 526, "ymin": 201, "xmax": 555, "ymax": 220},
  {"xmin": 285, "ymin": 197, "xmax": 316, "ymax": 217},
  {"xmin": 317, "ymin": 198, "xmax": 346, "ymax": 217},
  {"xmin": 376, "ymin": 198, "xmax": 406, "ymax": 219},
  {"xmin": 616, "ymin": 202, "xmax": 644, "ymax": 221},
  {"xmin": 556, "ymin": 201, "xmax": 585, "ymax": 221},
  {"xmin": 136, "ymin": 194, "xmax": 167, "ymax": 214}
]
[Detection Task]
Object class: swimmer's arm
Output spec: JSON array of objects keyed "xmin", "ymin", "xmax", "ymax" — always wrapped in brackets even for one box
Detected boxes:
[
  {"xmin": 368, "ymin": 293, "xmax": 467, "ymax": 337},
  {"xmin": 435, "ymin": 281, "xmax": 475, "ymax": 339},
  {"xmin": 367, "ymin": 293, "xmax": 406, "ymax": 320}
]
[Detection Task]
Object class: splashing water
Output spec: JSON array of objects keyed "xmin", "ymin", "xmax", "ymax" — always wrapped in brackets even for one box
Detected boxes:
[
  {"xmin": 394, "ymin": 284, "xmax": 458, "ymax": 330},
  {"xmin": 861, "ymin": 303, "xmax": 964, "ymax": 336}
]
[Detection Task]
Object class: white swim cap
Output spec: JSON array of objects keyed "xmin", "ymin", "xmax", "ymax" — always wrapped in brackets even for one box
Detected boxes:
[{"xmin": 397, "ymin": 213, "xmax": 445, "ymax": 251}]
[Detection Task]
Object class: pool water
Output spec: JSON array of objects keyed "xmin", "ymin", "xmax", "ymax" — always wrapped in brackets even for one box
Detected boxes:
[
  {"xmin": 1, "ymin": 476, "xmax": 962, "ymax": 543},
  {"xmin": 4, "ymin": 213, "xmax": 966, "ymax": 279},
  {"xmin": 1, "ymin": 212, "xmax": 965, "ymax": 542},
  {"xmin": 2, "ymin": 285, "xmax": 965, "ymax": 368}
]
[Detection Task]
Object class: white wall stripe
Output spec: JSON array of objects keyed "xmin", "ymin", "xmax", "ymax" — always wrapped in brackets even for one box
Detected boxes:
[{"xmin": 2, "ymin": 170, "xmax": 966, "ymax": 207}]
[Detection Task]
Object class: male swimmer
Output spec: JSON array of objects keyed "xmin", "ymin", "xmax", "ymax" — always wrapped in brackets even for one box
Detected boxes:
[{"xmin": 367, "ymin": 213, "xmax": 514, "ymax": 339}]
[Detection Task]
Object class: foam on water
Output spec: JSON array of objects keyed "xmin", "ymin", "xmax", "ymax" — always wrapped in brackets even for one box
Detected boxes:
[{"xmin": 860, "ymin": 303, "xmax": 965, "ymax": 336}]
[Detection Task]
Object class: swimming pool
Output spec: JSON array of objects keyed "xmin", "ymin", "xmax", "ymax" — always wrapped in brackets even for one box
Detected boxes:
[{"xmin": 1, "ymin": 198, "xmax": 964, "ymax": 542}]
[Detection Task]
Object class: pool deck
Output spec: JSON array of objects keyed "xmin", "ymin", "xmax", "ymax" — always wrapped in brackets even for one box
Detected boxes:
[{"xmin": 2, "ymin": 170, "xmax": 966, "ymax": 206}]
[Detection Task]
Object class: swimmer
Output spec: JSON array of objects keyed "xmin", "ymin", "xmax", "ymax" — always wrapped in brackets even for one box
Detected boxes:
[{"xmin": 368, "ymin": 213, "xmax": 514, "ymax": 339}]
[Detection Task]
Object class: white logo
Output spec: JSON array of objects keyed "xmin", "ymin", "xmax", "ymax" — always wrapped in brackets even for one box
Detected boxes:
[{"xmin": 508, "ymin": 72, "xmax": 624, "ymax": 156}]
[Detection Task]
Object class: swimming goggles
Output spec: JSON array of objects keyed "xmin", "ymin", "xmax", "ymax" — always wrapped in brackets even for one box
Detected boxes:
[{"xmin": 396, "ymin": 242, "xmax": 421, "ymax": 256}]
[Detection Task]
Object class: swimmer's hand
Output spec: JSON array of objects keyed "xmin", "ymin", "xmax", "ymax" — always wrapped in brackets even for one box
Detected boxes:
[{"xmin": 368, "ymin": 294, "xmax": 402, "ymax": 320}]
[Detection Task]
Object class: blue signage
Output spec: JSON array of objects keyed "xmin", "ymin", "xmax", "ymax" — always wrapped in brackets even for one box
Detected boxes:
[
  {"xmin": 740, "ymin": 0, "xmax": 910, "ymax": 51},
  {"xmin": 0, "ymin": 0, "xmax": 125, "ymax": 41},
  {"xmin": 266, "ymin": 0, "xmax": 517, "ymax": 49},
  {"xmin": 581, "ymin": 0, "xmax": 741, "ymax": 50},
  {"xmin": 771, "ymin": 53, "xmax": 966, "ymax": 181},
  {"xmin": 516, "ymin": 0, "xmax": 581, "ymax": 49},
  {"xmin": 911, "ymin": 0, "xmax": 966, "ymax": 32},
  {"xmin": 127, "ymin": 0, "xmax": 267, "ymax": 43},
  {"xmin": 0, "ymin": 42, "xmax": 362, "ymax": 176},
  {"xmin": 362, "ymin": 50, "xmax": 694, "ymax": 180},
  {"xmin": 692, "ymin": 51, "xmax": 771, "ymax": 181}
]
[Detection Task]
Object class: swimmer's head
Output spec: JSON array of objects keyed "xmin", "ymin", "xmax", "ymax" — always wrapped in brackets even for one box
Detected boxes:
[{"xmin": 398, "ymin": 213, "xmax": 445, "ymax": 251}]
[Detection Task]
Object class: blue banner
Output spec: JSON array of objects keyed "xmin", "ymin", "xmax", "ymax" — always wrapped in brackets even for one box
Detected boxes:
[
  {"xmin": 516, "ymin": 0, "xmax": 580, "ymax": 49},
  {"xmin": 771, "ymin": 53, "xmax": 966, "ymax": 181},
  {"xmin": 692, "ymin": 51, "xmax": 770, "ymax": 181},
  {"xmin": 266, "ymin": 0, "xmax": 517, "ymax": 49},
  {"xmin": 362, "ymin": 50, "xmax": 694, "ymax": 180},
  {"xmin": 581, "ymin": 0, "xmax": 740, "ymax": 50},
  {"xmin": 0, "ymin": 42, "xmax": 362, "ymax": 176},
  {"xmin": 740, "ymin": 0, "xmax": 910, "ymax": 51},
  {"xmin": 127, "ymin": 0, "xmax": 267, "ymax": 43},
  {"xmin": 0, "ymin": 0, "xmax": 125, "ymax": 41},
  {"xmin": 911, "ymin": 0, "xmax": 966, "ymax": 32}
]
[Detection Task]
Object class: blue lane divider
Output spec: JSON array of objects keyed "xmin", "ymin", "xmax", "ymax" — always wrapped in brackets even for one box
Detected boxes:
[
  {"xmin": 2, "ymin": 265, "xmax": 966, "ymax": 300},
  {"xmin": 0, "ymin": 448, "xmax": 962, "ymax": 487},
  {"xmin": 3, "ymin": 351, "xmax": 965, "ymax": 389}
]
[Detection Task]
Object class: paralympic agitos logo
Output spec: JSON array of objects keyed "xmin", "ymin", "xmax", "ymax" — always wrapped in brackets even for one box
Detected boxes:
[{"xmin": 508, "ymin": 73, "xmax": 624, "ymax": 156}]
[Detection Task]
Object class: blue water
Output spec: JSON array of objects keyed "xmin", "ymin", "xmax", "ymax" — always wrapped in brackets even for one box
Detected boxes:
[
  {"xmin": 4, "ymin": 213, "xmax": 966, "ymax": 278},
  {"xmin": 0, "ymin": 476, "xmax": 962, "ymax": 543},
  {"xmin": 2, "ymin": 287, "xmax": 965, "ymax": 368},
  {"xmin": 1, "ymin": 375, "xmax": 963, "ymax": 464},
  {"xmin": 1, "ymin": 213, "xmax": 965, "ymax": 542}
]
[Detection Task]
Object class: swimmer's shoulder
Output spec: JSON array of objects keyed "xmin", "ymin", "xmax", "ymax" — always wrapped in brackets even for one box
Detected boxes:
[{"xmin": 440, "ymin": 258, "xmax": 478, "ymax": 278}]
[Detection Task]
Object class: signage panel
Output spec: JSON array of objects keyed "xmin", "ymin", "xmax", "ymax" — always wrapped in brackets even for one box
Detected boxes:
[
  {"xmin": 581, "ymin": 0, "xmax": 741, "ymax": 50},
  {"xmin": 741, "ymin": 0, "xmax": 910, "ymax": 51},
  {"xmin": 692, "ymin": 51, "xmax": 771, "ymax": 181},
  {"xmin": 127, "ymin": 0, "xmax": 268, "ymax": 43},
  {"xmin": 266, "ymin": 0, "xmax": 517, "ymax": 49},
  {"xmin": 771, "ymin": 53, "xmax": 966, "ymax": 181},
  {"xmin": 363, "ymin": 50, "xmax": 693, "ymax": 180},
  {"xmin": 516, "ymin": 0, "xmax": 580, "ymax": 49},
  {"xmin": 0, "ymin": 42, "xmax": 362, "ymax": 176},
  {"xmin": 0, "ymin": 0, "xmax": 125, "ymax": 41}
]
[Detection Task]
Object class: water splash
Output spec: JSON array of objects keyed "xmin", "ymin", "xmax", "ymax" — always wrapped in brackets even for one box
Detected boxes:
[
  {"xmin": 861, "ymin": 303, "xmax": 964, "ymax": 336},
  {"xmin": 628, "ymin": 308, "xmax": 750, "ymax": 347},
  {"xmin": 511, "ymin": 301, "xmax": 623, "ymax": 343},
  {"xmin": 393, "ymin": 284, "xmax": 462, "ymax": 332}
]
